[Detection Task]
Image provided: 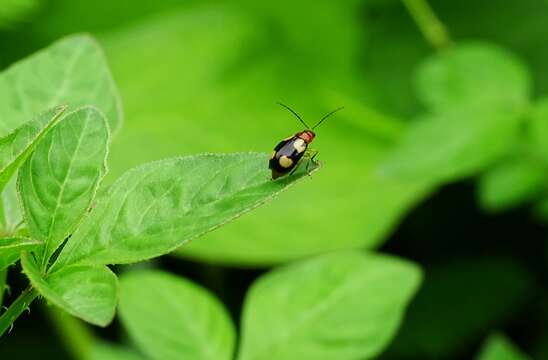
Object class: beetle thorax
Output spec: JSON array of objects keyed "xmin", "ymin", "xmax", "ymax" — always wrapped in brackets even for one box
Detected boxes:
[{"xmin": 297, "ymin": 130, "xmax": 316, "ymax": 144}]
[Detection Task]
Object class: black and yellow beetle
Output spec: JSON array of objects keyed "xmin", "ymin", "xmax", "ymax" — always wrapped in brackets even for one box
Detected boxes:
[{"xmin": 269, "ymin": 102, "xmax": 343, "ymax": 180}]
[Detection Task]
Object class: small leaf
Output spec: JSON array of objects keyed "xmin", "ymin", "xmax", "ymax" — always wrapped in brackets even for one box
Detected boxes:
[
  {"xmin": 237, "ymin": 251, "xmax": 422, "ymax": 360},
  {"xmin": 415, "ymin": 42, "xmax": 531, "ymax": 111},
  {"xmin": 18, "ymin": 106, "xmax": 109, "ymax": 266},
  {"xmin": 0, "ymin": 34, "xmax": 122, "ymax": 135},
  {"xmin": 0, "ymin": 106, "xmax": 66, "ymax": 193},
  {"xmin": 381, "ymin": 106, "xmax": 520, "ymax": 183},
  {"xmin": 53, "ymin": 153, "xmax": 319, "ymax": 268},
  {"xmin": 21, "ymin": 252, "xmax": 117, "ymax": 326},
  {"xmin": 478, "ymin": 157, "xmax": 546, "ymax": 211},
  {"xmin": 476, "ymin": 334, "xmax": 530, "ymax": 360},
  {"xmin": 119, "ymin": 270, "xmax": 235, "ymax": 360},
  {"xmin": 0, "ymin": 237, "xmax": 41, "ymax": 270},
  {"xmin": 530, "ymin": 97, "xmax": 548, "ymax": 162}
]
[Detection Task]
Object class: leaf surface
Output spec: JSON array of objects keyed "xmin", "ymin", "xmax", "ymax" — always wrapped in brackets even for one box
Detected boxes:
[
  {"xmin": 237, "ymin": 251, "xmax": 422, "ymax": 360},
  {"xmin": 381, "ymin": 106, "xmax": 521, "ymax": 182},
  {"xmin": 0, "ymin": 34, "xmax": 122, "ymax": 135},
  {"xmin": 0, "ymin": 237, "xmax": 41, "ymax": 270},
  {"xmin": 476, "ymin": 334, "xmax": 530, "ymax": 360},
  {"xmin": 21, "ymin": 252, "xmax": 117, "ymax": 326},
  {"xmin": 0, "ymin": 106, "xmax": 66, "ymax": 193},
  {"xmin": 119, "ymin": 270, "xmax": 235, "ymax": 360},
  {"xmin": 18, "ymin": 106, "xmax": 109, "ymax": 265},
  {"xmin": 415, "ymin": 42, "xmax": 530, "ymax": 111},
  {"xmin": 54, "ymin": 153, "xmax": 319, "ymax": 267}
]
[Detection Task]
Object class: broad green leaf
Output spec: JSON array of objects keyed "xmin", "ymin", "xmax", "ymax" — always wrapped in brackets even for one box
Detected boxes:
[
  {"xmin": 101, "ymin": 6, "xmax": 430, "ymax": 265},
  {"xmin": 237, "ymin": 251, "xmax": 422, "ymax": 360},
  {"xmin": 91, "ymin": 342, "xmax": 146, "ymax": 360},
  {"xmin": 477, "ymin": 334, "xmax": 530, "ymax": 360},
  {"xmin": 0, "ymin": 106, "xmax": 66, "ymax": 193},
  {"xmin": 0, "ymin": 237, "xmax": 41, "ymax": 270},
  {"xmin": 385, "ymin": 258, "xmax": 533, "ymax": 359},
  {"xmin": 0, "ymin": 34, "xmax": 122, "ymax": 135},
  {"xmin": 53, "ymin": 153, "xmax": 319, "ymax": 268},
  {"xmin": 119, "ymin": 270, "xmax": 235, "ymax": 360},
  {"xmin": 530, "ymin": 97, "xmax": 548, "ymax": 162},
  {"xmin": 415, "ymin": 42, "xmax": 531, "ymax": 111},
  {"xmin": 478, "ymin": 156, "xmax": 546, "ymax": 211},
  {"xmin": 18, "ymin": 106, "xmax": 109, "ymax": 266},
  {"xmin": 21, "ymin": 252, "xmax": 117, "ymax": 326},
  {"xmin": 381, "ymin": 106, "xmax": 521, "ymax": 183}
]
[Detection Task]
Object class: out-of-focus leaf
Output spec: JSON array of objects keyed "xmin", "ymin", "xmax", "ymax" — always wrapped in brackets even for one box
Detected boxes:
[
  {"xmin": 478, "ymin": 157, "xmax": 546, "ymax": 211},
  {"xmin": 415, "ymin": 43, "xmax": 530, "ymax": 111},
  {"xmin": 0, "ymin": 237, "xmax": 41, "ymax": 270},
  {"xmin": 91, "ymin": 342, "xmax": 146, "ymax": 360},
  {"xmin": 18, "ymin": 106, "xmax": 109, "ymax": 266},
  {"xmin": 119, "ymin": 270, "xmax": 235, "ymax": 360},
  {"xmin": 53, "ymin": 153, "xmax": 318, "ymax": 268},
  {"xmin": 381, "ymin": 106, "xmax": 520, "ymax": 183},
  {"xmin": 237, "ymin": 251, "xmax": 422, "ymax": 360},
  {"xmin": 384, "ymin": 258, "xmax": 533, "ymax": 359},
  {"xmin": 530, "ymin": 97, "xmax": 548, "ymax": 162},
  {"xmin": 0, "ymin": 34, "xmax": 122, "ymax": 135},
  {"xmin": 476, "ymin": 334, "xmax": 530, "ymax": 360},
  {"xmin": 0, "ymin": 0, "xmax": 41, "ymax": 29},
  {"xmin": 21, "ymin": 252, "xmax": 117, "ymax": 326},
  {"xmin": 101, "ymin": 5, "xmax": 430, "ymax": 265},
  {"xmin": 0, "ymin": 106, "xmax": 66, "ymax": 193}
]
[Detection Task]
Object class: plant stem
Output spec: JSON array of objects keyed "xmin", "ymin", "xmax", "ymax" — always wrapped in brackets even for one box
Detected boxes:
[
  {"xmin": 45, "ymin": 306, "xmax": 95, "ymax": 360},
  {"xmin": 0, "ymin": 267, "xmax": 7, "ymax": 306},
  {"xmin": 401, "ymin": 0, "xmax": 452, "ymax": 49},
  {"xmin": 0, "ymin": 286, "xmax": 38, "ymax": 336}
]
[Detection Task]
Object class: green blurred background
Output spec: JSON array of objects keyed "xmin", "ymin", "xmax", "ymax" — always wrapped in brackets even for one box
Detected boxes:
[{"xmin": 2, "ymin": 0, "xmax": 548, "ymax": 358}]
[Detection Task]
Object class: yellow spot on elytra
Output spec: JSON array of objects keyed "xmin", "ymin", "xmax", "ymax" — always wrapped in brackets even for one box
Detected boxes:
[
  {"xmin": 271, "ymin": 150, "xmax": 276, "ymax": 159},
  {"xmin": 293, "ymin": 139, "xmax": 306, "ymax": 153},
  {"xmin": 279, "ymin": 156, "xmax": 293, "ymax": 168}
]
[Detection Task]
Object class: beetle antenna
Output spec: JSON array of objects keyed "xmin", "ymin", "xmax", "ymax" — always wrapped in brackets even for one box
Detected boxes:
[
  {"xmin": 276, "ymin": 102, "xmax": 310, "ymax": 129},
  {"xmin": 312, "ymin": 106, "xmax": 344, "ymax": 130}
]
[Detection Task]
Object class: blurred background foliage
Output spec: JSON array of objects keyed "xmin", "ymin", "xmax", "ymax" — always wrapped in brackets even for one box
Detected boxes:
[{"xmin": 2, "ymin": 0, "xmax": 548, "ymax": 359}]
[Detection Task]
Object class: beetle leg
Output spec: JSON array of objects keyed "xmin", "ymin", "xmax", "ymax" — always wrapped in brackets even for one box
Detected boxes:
[{"xmin": 304, "ymin": 149, "xmax": 319, "ymax": 175}]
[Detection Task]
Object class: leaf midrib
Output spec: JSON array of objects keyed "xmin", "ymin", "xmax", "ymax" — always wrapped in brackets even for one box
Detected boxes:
[{"xmin": 41, "ymin": 111, "xmax": 91, "ymax": 267}]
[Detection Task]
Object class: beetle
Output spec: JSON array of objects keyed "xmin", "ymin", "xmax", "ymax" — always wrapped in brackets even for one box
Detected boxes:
[{"xmin": 269, "ymin": 102, "xmax": 343, "ymax": 180}]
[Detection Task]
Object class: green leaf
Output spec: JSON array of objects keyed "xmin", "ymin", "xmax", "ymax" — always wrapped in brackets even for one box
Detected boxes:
[
  {"xmin": 18, "ymin": 106, "xmax": 109, "ymax": 267},
  {"xmin": 381, "ymin": 106, "xmax": 521, "ymax": 182},
  {"xmin": 237, "ymin": 251, "xmax": 422, "ymax": 360},
  {"xmin": 415, "ymin": 42, "xmax": 531, "ymax": 111},
  {"xmin": 478, "ymin": 156, "xmax": 546, "ymax": 211},
  {"xmin": 477, "ymin": 334, "xmax": 530, "ymax": 360},
  {"xmin": 530, "ymin": 97, "xmax": 548, "ymax": 162},
  {"xmin": 53, "ymin": 153, "xmax": 319, "ymax": 268},
  {"xmin": 91, "ymin": 342, "xmax": 146, "ymax": 360},
  {"xmin": 0, "ymin": 106, "xmax": 66, "ymax": 193},
  {"xmin": 0, "ymin": 34, "xmax": 122, "ymax": 135},
  {"xmin": 0, "ymin": 237, "xmax": 42, "ymax": 270},
  {"xmin": 21, "ymin": 252, "xmax": 117, "ymax": 326},
  {"xmin": 100, "ymin": 6, "xmax": 431, "ymax": 265},
  {"xmin": 1, "ymin": 177, "xmax": 24, "ymax": 232},
  {"xmin": 119, "ymin": 270, "xmax": 235, "ymax": 360},
  {"xmin": 0, "ymin": 0, "xmax": 41, "ymax": 29}
]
